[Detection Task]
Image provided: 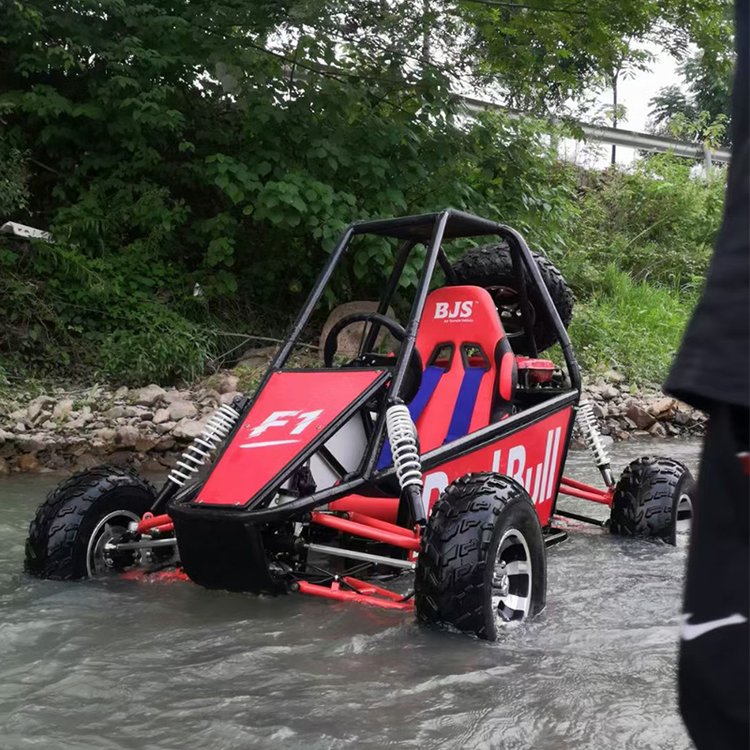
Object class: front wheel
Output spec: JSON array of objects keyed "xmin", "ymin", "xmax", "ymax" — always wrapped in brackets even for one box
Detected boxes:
[
  {"xmin": 609, "ymin": 457, "xmax": 695, "ymax": 544},
  {"xmin": 25, "ymin": 465, "xmax": 156, "ymax": 580},
  {"xmin": 415, "ymin": 473, "xmax": 546, "ymax": 640}
]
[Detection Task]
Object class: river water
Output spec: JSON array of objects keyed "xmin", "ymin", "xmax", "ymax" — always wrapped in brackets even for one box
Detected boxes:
[{"xmin": 0, "ymin": 439, "xmax": 701, "ymax": 749}]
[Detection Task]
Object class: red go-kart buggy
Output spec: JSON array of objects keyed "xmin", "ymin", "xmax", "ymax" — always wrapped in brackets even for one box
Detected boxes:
[{"xmin": 25, "ymin": 210, "xmax": 695, "ymax": 640}]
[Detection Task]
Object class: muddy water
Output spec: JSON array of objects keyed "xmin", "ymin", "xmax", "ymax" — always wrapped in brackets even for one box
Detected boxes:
[{"xmin": 0, "ymin": 440, "xmax": 701, "ymax": 749}]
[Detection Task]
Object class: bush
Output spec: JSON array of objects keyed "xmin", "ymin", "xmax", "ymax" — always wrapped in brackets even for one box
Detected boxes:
[{"xmin": 557, "ymin": 156, "xmax": 725, "ymax": 297}]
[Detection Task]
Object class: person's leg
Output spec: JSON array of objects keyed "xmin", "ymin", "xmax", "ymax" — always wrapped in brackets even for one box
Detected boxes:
[{"xmin": 679, "ymin": 404, "xmax": 749, "ymax": 749}]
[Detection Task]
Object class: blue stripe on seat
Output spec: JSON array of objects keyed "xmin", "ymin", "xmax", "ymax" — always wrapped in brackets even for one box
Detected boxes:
[
  {"xmin": 376, "ymin": 366, "xmax": 444, "ymax": 470},
  {"xmin": 443, "ymin": 367, "xmax": 485, "ymax": 444}
]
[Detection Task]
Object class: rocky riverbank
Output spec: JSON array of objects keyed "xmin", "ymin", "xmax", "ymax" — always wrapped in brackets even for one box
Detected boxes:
[{"xmin": 0, "ymin": 369, "xmax": 706, "ymax": 475}]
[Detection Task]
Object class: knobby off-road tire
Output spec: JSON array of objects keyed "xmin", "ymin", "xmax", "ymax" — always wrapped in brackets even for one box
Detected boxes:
[
  {"xmin": 25, "ymin": 465, "xmax": 156, "ymax": 580},
  {"xmin": 609, "ymin": 457, "xmax": 695, "ymax": 544},
  {"xmin": 415, "ymin": 473, "xmax": 546, "ymax": 640},
  {"xmin": 452, "ymin": 242, "xmax": 573, "ymax": 354}
]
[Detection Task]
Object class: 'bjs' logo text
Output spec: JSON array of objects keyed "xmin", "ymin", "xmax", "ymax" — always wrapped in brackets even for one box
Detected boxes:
[{"xmin": 434, "ymin": 300, "xmax": 475, "ymax": 320}]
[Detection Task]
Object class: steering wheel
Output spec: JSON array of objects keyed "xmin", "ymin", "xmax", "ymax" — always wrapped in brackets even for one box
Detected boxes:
[{"xmin": 322, "ymin": 312, "xmax": 422, "ymax": 402}]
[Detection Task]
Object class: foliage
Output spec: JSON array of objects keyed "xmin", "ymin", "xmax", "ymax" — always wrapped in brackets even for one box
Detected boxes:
[
  {"xmin": 557, "ymin": 155, "xmax": 725, "ymax": 296},
  {"xmin": 569, "ymin": 265, "xmax": 694, "ymax": 383},
  {"xmin": 460, "ymin": 0, "xmax": 729, "ymax": 111},
  {"xmin": 0, "ymin": 143, "xmax": 29, "ymax": 216},
  {"xmin": 649, "ymin": 2, "xmax": 735, "ymax": 145},
  {"xmin": 0, "ymin": 0, "xmax": 730, "ymax": 385}
]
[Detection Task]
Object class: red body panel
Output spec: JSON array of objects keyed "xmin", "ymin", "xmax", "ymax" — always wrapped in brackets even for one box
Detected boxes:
[
  {"xmin": 420, "ymin": 407, "xmax": 573, "ymax": 526},
  {"xmin": 196, "ymin": 370, "xmax": 382, "ymax": 506},
  {"xmin": 332, "ymin": 406, "xmax": 573, "ymax": 527}
]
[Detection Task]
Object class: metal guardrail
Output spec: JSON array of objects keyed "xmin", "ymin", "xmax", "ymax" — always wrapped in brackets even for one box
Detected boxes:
[{"xmin": 458, "ymin": 94, "xmax": 731, "ymax": 165}]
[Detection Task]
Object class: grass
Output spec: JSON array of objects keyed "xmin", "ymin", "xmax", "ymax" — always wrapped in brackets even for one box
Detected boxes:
[{"xmin": 568, "ymin": 265, "xmax": 696, "ymax": 385}]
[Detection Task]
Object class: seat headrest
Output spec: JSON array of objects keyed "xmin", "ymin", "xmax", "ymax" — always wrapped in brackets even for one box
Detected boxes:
[{"xmin": 417, "ymin": 285, "xmax": 505, "ymax": 357}]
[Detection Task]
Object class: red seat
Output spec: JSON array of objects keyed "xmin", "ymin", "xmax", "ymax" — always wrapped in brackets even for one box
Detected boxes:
[{"xmin": 413, "ymin": 285, "xmax": 516, "ymax": 452}]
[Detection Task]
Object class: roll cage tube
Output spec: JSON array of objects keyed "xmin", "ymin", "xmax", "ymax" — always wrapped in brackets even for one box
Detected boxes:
[{"xmin": 263, "ymin": 209, "xmax": 580, "ymax": 398}]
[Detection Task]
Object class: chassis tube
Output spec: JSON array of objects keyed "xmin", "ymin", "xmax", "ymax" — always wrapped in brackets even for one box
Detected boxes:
[
  {"xmin": 558, "ymin": 483, "xmax": 613, "ymax": 505},
  {"xmin": 310, "ymin": 512, "xmax": 421, "ymax": 551}
]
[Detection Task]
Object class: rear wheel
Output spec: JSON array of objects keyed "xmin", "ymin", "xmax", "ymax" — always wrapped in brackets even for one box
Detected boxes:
[
  {"xmin": 415, "ymin": 473, "xmax": 546, "ymax": 640},
  {"xmin": 452, "ymin": 242, "xmax": 573, "ymax": 354},
  {"xmin": 25, "ymin": 466, "xmax": 156, "ymax": 580},
  {"xmin": 609, "ymin": 457, "xmax": 695, "ymax": 544}
]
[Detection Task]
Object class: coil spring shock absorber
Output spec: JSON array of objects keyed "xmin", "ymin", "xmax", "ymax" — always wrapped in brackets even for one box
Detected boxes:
[
  {"xmin": 576, "ymin": 401, "xmax": 614, "ymax": 487},
  {"xmin": 386, "ymin": 403, "xmax": 425, "ymax": 526},
  {"xmin": 149, "ymin": 403, "xmax": 242, "ymax": 513},
  {"xmin": 167, "ymin": 403, "xmax": 241, "ymax": 487}
]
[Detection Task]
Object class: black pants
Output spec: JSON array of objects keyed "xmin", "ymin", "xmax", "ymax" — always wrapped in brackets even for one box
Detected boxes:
[{"xmin": 679, "ymin": 404, "xmax": 749, "ymax": 749}]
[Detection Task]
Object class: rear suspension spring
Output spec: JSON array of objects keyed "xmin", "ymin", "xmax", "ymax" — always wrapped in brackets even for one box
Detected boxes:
[{"xmin": 576, "ymin": 401, "xmax": 614, "ymax": 486}]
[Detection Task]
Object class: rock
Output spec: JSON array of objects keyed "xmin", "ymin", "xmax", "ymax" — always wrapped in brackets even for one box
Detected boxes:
[
  {"xmin": 649, "ymin": 397, "xmax": 676, "ymax": 420},
  {"xmin": 163, "ymin": 390, "xmax": 186, "ymax": 404},
  {"xmin": 41, "ymin": 420, "xmax": 55, "ymax": 430},
  {"xmin": 0, "ymin": 428, "xmax": 12, "ymax": 445},
  {"xmin": 591, "ymin": 402, "xmax": 607, "ymax": 419},
  {"xmin": 215, "ymin": 373, "xmax": 239, "ymax": 394},
  {"xmin": 135, "ymin": 436, "xmax": 158, "ymax": 453},
  {"xmin": 135, "ymin": 384, "xmax": 166, "ymax": 407},
  {"xmin": 604, "ymin": 368, "xmax": 626, "ymax": 384},
  {"xmin": 173, "ymin": 419, "xmax": 206, "ymax": 440},
  {"xmin": 14, "ymin": 422, "xmax": 26, "ymax": 433},
  {"xmin": 95, "ymin": 427, "xmax": 117, "ymax": 443},
  {"xmin": 600, "ymin": 434, "xmax": 615, "ymax": 447},
  {"xmin": 115, "ymin": 425, "xmax": 140, "ymax": 448},
  {"xmin": 52, "ymin": 398, "xmax": 74, "ymax": 420},
  {"xmin": 599, "ymin": 384, "xmax": 619, "ymax": 401},
  {"xmin": 318, "ymin": 301, "xmax": 398, "ymax": 359},
  {"xmin": 648, "ymin": 422, "xmax": 668, "ymax": 438},
  {"xmin": 153, "ymin": 408, "xmax": 170, "ymax": 424},
  {"xmin": 168, "ymin": 401, "xmax": 198, "ymax": 421},
  {"xmin": 673, "ymin": 408, "xmax": 692, "ymax": 426},
  {"xmin": 15, "ymin": 435, "xmax": 45, "ymax": 452},
  {"xmin": 155, "ymin": 421, "xmax": 176, "ymax": 435},
  {"xmin": 75, "ymin": 454, "xmax": 100, "ymax": 470},
  {"xmin": 219, "ymin": 391, "xmax": 241, "ymax": 406},
  {"xmin": 26, "ymin": 396, "xmax": 54, "ymax": 423},
  {"xmin": 18, "ymin": 453, "xmax": 40, "ymax": 472},
  {"xmin": 154, "ymin": 436, "xmax": 176, "ymax": 452},
  {"xmin": 9, "ymin": 408, "xmax": 26, "ymax": 421},
  {"xmin": 105, "ymin": 406, "xmax": 126, "ymax": 419},
  {"xmin": 157, "ymin": 454, "xmax": 179, "ymax": 469},
  {"xmin": 624, "ymin": 401, "xmax": 656, "ymax": 430},
  {"xmin": 107, "ymin": 451, "xmax": 135, "ymax": 466},
  {"xmin": 139, "ymin": 411, "xmax": 154, "ymax": 422},
  {"xmin": 237, "ymin": 347, "xmax": 276, "ymax": 370},
  {"xmin": 141, "ymin": 458, "xmax": 165, "ymax": 473},
  {"xmin": 0, "ymin": 457, "xmax": 8, "ymax": 475},
  {"xmin": 114, "ymin": 386, "xmax": 129, "ymax": 399}
]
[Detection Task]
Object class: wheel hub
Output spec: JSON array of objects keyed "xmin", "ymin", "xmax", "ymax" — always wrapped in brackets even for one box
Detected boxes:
[
  {"xmin": 86, "ymin": 510, "xmax": 142, "ymax": 578},
  {"xmin": 491, "ymin": 528, "xmax": 533, "ymax": 625}
]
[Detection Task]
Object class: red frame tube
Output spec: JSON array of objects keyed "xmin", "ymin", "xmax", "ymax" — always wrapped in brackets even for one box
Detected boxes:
[
  {"xmin": 558, "ymin": 476, "xmax": 613, "ymax": 506},
  {"xmin": 310, "ymin": 512, "xmax": 420, "ymax": 551},
  {"xmin": 346, "ymin": 512, "xmax": 416, "ymax": 538},
  {"xmin": 136, "ymin": 513, "xmax": 175, "ymax": 534},
  {"xmin": 297, "ymin": 578, "xmax": 413, "ymax": 610}
]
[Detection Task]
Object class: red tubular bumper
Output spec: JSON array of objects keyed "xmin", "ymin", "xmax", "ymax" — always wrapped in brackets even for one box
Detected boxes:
[{"xmin": 297, "ymin": 576, "xmax": 414, "ymax": 610}]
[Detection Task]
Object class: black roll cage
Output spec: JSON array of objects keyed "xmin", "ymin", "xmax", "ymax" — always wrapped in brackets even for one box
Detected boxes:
[{"xmin": 273, "ymin": 208, "xmax": 581, "ymax": 395}]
